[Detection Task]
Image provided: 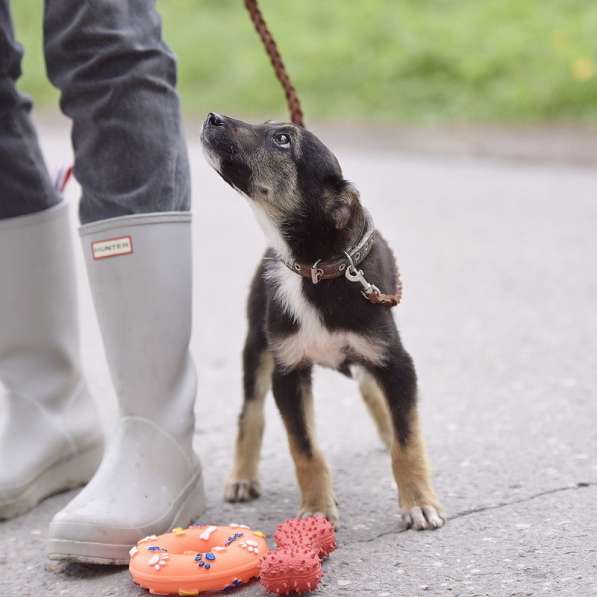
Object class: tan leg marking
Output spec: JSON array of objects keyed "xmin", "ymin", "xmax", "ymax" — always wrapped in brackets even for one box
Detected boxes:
[
  {"xmin": 225, "ymin": 352, "xmax": 273, "ymax": 502},
  {"xmin": 286, "ymin": 379, "xmax": 339, "ymax": 526},
  {"xmin": 353, "ymin": 366, "xmax": 394, "ymax": 449},
  {"xmin": 391, "ymin": 409, "xmax": 446, "ymax": 529}
]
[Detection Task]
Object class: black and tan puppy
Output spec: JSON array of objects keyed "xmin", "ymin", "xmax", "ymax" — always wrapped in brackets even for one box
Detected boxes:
[{"xmin": 201, "ymin": 113, "xmax": 445, "ymax": 530}]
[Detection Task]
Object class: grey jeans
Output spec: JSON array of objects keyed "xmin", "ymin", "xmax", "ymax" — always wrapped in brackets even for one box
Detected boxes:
[{"xmin": 0, "ymin": 0, "xmax": 190, "ymax": 224}]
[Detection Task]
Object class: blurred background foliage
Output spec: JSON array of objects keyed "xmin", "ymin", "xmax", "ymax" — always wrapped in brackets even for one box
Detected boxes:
[{"xmin": 12, "ymin": 0, "xmax": 597, "ymax": 123}]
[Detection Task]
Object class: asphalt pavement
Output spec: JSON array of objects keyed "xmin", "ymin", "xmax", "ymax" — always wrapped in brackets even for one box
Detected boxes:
[{"xmin": 1, "ymin": 120, "xmax": 596, "ymax": 597}]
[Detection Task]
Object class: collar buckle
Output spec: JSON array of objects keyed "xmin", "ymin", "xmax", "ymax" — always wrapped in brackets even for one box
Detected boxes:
[{"xmin": 311, "ymin": 259, "xmax": 324, "ymax": 284}]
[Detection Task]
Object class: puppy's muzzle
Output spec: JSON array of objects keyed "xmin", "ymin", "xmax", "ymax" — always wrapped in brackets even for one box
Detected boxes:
[
  {"xmin": 202, "ymin": 112, "xmax": 226, "ymax": 139},
  {"xmin": 207, "ymin": 112, "xmax": 226, "ymax": 127},
  {"xmin": 201, "ymin": 112, "xmax": 233, "ymax": 158}
]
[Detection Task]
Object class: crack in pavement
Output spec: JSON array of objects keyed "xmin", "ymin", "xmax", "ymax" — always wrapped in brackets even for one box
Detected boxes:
[
  {"xmin": 350, "ymin": 481, "xmax": 597, "ymax": 546},
  {"xmin": 447, "ymin": 480, "xmax": 597, "ymax": 522}
]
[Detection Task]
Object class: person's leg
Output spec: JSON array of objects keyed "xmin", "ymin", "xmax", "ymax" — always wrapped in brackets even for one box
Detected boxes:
[
  {"xmin": 0, "ymin": 0, "xmax": 59, "ymax": 218},
  {"xmin": 43, "ymin": 0, "xmax": 190, "ymax": 224},
  {"xmin": 43, "ymin": 0, "xmax": 205, "ymax": 564},
  {"xmin": 0, "ymin": 0, "xmax": 102, "ymax": 520}
]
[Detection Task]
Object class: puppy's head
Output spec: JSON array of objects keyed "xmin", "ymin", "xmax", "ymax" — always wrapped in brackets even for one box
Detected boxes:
[{"xmin": 201, "ymin": 113, "xmax": 362, "ymax": 259}]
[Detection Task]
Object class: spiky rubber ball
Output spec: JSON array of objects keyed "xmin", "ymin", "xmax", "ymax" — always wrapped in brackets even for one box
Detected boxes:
[{"xmin": 260, "ymin": 516, "xmax": 337, "ymax": 594}]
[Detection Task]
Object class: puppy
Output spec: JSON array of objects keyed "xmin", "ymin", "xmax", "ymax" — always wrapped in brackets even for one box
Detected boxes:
[{"xmin": 201, "ymin": 113, "xmax": 445, "ymax": 530}]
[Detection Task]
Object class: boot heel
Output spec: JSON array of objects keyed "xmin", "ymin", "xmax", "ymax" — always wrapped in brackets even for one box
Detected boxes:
[
  {"xmin": 51, "ymin": 443, "xmax": 104, "ymax": 490},
  {"xmin": 0, "ymin": 442, "xmax": 103, "ymax": 520}
]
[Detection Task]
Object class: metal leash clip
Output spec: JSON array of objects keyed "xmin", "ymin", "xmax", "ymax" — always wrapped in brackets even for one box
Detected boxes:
[{"xmin": 344, "ymin": 252, "xmax": 380, "ymax": 298}]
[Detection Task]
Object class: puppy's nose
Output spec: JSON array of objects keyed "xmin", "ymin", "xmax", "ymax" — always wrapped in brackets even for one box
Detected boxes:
[{"xmin": 207, "ymin": 112, "xmax": 225, "ymax": 127}]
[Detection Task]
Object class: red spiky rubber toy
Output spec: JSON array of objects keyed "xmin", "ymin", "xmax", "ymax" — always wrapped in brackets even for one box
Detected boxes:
[{"xmin": 260, "ymin": 516, "xmax": 337, "ymax": 595}]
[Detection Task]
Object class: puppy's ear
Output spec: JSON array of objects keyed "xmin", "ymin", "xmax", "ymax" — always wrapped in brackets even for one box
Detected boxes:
[{"xmin": 329, "ymin": 180, "xmax": 359, "ymax": 230}]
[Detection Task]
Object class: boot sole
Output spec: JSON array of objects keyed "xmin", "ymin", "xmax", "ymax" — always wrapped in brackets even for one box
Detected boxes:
[
  {"xmin": 0, "ymin": 443, "xmax": 103, "ymax": 521},
  {"xmin": 47, "ymin": 467, "xmax": 207, "ymax": 565}
]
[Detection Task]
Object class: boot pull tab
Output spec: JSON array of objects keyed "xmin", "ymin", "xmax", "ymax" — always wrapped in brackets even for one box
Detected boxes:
[{"xmin": 54, "ymin": 164, "xmax": 74, "ymax": 194}]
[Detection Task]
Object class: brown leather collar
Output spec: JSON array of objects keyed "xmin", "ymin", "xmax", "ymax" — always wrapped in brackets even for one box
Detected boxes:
[{"xmin": 282, "ymin": 210, "xmax": 376, "ymax": 284}]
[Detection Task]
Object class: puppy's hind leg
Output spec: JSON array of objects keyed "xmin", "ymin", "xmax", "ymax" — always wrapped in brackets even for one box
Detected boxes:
[
  {"xmin": 272, "ymin": 364, "xmax": 339, "ymax": 527},
  {"xmin": 225, "ymin": 330, "xmax": 273, "ymax": 503},
  {"xmin": 369, "ymin": 347, "xmax": 446, "ymax": 531},
  {"xmin": 352, "ymin": 365, "xmax": 394, "ymax": 450}
]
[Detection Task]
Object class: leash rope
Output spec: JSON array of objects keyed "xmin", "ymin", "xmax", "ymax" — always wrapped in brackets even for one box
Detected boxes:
[{"xmin": 244, "ymin": 0, "xmax": 305, "ymax": 127}]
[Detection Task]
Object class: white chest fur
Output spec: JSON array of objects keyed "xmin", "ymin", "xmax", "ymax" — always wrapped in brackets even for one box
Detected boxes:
[{"xmin": 266, "ymin": 262, "xmax": 386, "ymax": 370}]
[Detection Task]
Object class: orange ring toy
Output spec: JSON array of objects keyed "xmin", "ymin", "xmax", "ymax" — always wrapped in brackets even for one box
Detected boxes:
[{"xmin": 129, "ymin": 524, "xmax": 268, "ymax": 595}]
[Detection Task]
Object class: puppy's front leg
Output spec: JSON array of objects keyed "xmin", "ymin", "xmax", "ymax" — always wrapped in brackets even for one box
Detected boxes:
[
  {"xmin": 370, "ymin": 348, "xmax": 446, "ymax": 530},
  {"xmin": 271, "ymin": 364, "xmax": 339, "ymax": 526},
  {"xmin": 225, "ymin": 337, "xmax": 273, "ymax": 502}
]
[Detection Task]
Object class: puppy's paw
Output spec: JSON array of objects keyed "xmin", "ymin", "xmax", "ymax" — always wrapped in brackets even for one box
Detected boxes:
[
  {"xmin": 298, "ymin": 502, "xmax": 340, "ymax": 529},
  {"xmin": 399, "ymin": 504, "xmax": 446, "ymax": 531},
  {"xmin": 224, "ymin": 478, "xmax": 261, "ymax": 503}
]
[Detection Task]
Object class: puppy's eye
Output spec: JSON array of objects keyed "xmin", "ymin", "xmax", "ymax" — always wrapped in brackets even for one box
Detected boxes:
[{"xmin": 273, "ymin": 133, "xmax": 291, "ymax": 148}]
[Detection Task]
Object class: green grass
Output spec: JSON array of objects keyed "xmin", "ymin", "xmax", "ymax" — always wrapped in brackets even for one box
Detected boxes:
[{"xmin": 10, "ymin": 0, "xmax": 597, "ymax": 123}]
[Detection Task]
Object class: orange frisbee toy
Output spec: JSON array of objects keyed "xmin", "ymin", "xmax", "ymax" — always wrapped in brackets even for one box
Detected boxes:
[{"xmin": 129, "ymin": 524, "xmax": 268, "ymax": 595}]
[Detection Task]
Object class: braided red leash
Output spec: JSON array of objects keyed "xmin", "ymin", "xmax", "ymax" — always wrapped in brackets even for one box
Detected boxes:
[{"xmin": 244, "ymin": 0, "xmax": 305, "ymax": 127}]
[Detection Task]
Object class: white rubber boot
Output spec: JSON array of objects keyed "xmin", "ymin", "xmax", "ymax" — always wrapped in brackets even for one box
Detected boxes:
[
  {"xmin": 48, "ymin": 212, "xmax": 206, "ymax": 564},
  {"xmin": 0, "ymin": 202, "xmax": 103, "ymax": 520}
]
